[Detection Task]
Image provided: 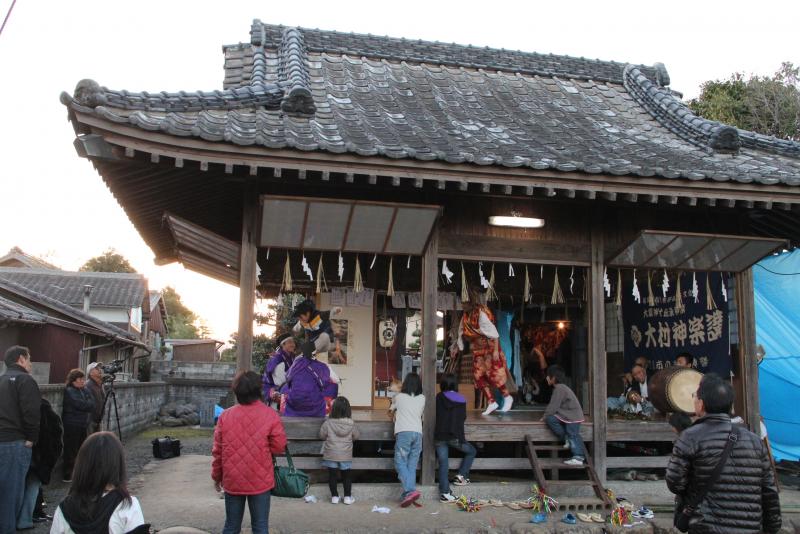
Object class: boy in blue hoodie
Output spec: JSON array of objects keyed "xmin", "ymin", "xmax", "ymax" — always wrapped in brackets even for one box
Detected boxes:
[{"xmin": 434, "ymin": 373, "xmax": 476, "ymax": 502}]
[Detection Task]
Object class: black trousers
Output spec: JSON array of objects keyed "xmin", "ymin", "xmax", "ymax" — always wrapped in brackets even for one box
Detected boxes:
[
  {"xmin": 62, "ymin": 424, "xmax": 87, "ymax": 480},
  {"xmin": 327, "ymin": 468, "xmax": 352, "ymax": 497}
]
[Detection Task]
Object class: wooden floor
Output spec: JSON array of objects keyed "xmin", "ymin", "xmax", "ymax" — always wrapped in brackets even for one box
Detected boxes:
[{"xmin": 281, "ymin": 408, "xmax": 676, "ymax": 442}]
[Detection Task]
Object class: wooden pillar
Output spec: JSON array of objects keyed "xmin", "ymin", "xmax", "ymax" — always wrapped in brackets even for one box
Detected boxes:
[
  {"xmin": 589, "ymin": 224, "xmax": 607, "ymax": 482},
  {"xmin": 735, "ymin": 268, "xmax": 759, "ymax": 432},
  {"xmin": 236, "ymin": 189, "xmax": 259, "ymax": 372},
  {"xmin": 421, "ymin": 226, "xmax": 439, "ymax": 485}
]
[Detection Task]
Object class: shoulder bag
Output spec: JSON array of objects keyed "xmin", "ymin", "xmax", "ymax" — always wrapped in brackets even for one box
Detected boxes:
[
  {"xmin": 674, "ymin": 427, "xmax": 738, "ymax": 532},
  {"xmin": 272, "ymin": 444, "xmax": 309, "ymax": 498}
]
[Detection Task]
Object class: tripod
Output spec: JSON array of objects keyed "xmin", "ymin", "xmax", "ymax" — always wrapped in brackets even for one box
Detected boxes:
[{"xmin": 101, "ymin": 378, "xmax": 122, "ymax": 442}]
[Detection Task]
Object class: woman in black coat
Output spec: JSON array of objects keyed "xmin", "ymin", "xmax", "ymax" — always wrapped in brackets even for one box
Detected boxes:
[{"xmin": 61, "ymin": 369, "xmax": 94, "ymax": 482}]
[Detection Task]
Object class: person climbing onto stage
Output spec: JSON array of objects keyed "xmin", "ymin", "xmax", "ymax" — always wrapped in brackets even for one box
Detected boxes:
[
  {"xmin": 291, "ymin": 299, "xmax": 342, "ymax": 354},
  {"xmin": 450, "ymin": 288, "xmax": 513, "ymax": 415}
]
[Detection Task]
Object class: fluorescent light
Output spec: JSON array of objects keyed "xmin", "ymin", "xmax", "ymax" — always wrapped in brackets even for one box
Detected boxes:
[{"xmin": 488, "ymin": 216, "xmax": 545, "ymax": 228}]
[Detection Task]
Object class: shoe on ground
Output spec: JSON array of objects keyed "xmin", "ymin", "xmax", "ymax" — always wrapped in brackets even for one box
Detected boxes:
[
  {"xmin": 562, "ymin": 512, "xmax": 577, "ymax": 524},
  {"xmin": 577, "ymin": 512, "xmax": 593, "ymax": 523},
  {"xmin": 400, "ymin": 490, "xmax": 421, "ymax": 508},
  {"xmin": 632, "ymin": 506, "xmax": 654, "ymax": 519},
  {"xmin": 452, "ymin": 475, "xmax": 470, "ymax": 486},
  {"xmin": 439, "ymin": 493, "xmax": 457, "ymax": 503},
  {"xmin": 564, "ymin": 457, "xmax": 584, "ymax": 466},
  {"xmin": 331, "ymin": 496, "xmax": 340, "ymax": 504},
  {"xmin": 590, "ymin": 512, "xmax": 605, "ymax": 523},
  {"xmin": 530, "ymin": 512, "xmax": 547, "ymax": 524},
  {"xmin": 500, "ymin": 395, "xmax": 514, "ymax": 412},
  {"xmin": 482, "ymin": 402, "xmax": 500, "ymax": 415},
  {"xmin": 343, "ymin": 496, "xmax": 355, "ymax": 505}
]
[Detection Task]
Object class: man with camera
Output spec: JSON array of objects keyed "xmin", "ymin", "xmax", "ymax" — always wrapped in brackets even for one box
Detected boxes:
[
  {"xmin": 666, "ymin": 374, "xmax": 781, "ymax": 533},
  {"xmin": 85, "ymin": 363, "xmax": 105, "ymax": 434}
]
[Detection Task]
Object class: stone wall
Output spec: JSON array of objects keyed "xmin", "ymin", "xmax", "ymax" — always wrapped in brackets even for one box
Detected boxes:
[
  {"xmin": 40, "ymin": 382, "xmax": 166, "ymax": 438},
  {"xmin": 150, "ymin": 359, "xmax": 236, "ymax": 382},
  {"xmin": 164, "ymin": 378, "xmax": 233, "ymax": 426}
]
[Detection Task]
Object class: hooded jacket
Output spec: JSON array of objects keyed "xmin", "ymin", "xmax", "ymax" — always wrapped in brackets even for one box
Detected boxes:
[
  {"xmin": 666, "ymin": 413, "xmax": 781, "ymax": 534},
  {"xmin": 31, "ymin": 398, "xmax": 63, "ymax": 485},
  {"xmin": 434, "ymin": 391, "xmax": 467, "ymax": 444},
  {"xmin": 319, "ymin": 417, "xmax": 360, "ymax": 462}
]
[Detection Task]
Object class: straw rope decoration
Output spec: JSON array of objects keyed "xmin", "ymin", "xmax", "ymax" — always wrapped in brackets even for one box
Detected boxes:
[
  {"xmin": 551, "ymin": 267, "xmax": 565, "ymax": 305},
  {"xmin": 524, "ymin": 266, "xmax": 531, "ymax": 303},
  {"xmin": 281, "ymin": 253, "xmax": 292, "ymax": 292},
  {"xmin": 674, "ymin": 272, "xmax": 684, "ymax": 313},
  {"xmin": 486, "ymin": 264, "xmax": 497, "ymax": 302},
  {"xmin": 353, "ymin": 255, "xmax": 364, "ymax": 293},
  {"xmin": 528, "ymin": 484, "xmax": 558, "ymax": 514},
  {"xmin": 647, "ymin": 270, "xmax": 655, "ymax": 307},
  {"xmin": 315, "ymin": 253, "xmax": 328, "ymax": 295},
  {"xmin": 706, "ymin": 272, "xmax": 717, "ymax": 311},
  {"xmin": 615, "ymin": 269, "xmax": 622, "ymax": 307},
  {"xmin": 461, "ymin": 262, "xmax": 469, "ymax": 302},
  {"xmin": 386, "ymin": 257, "xmax": 395, "ymax": 297}
]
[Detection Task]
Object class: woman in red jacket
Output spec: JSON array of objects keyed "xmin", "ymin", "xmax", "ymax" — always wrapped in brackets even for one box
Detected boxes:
[{"xmin": 212, "ymin": 371, "xmax": 287, "ymax": 534}]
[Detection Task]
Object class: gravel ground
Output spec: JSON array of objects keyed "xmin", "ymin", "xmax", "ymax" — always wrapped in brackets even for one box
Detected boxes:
[{"xmin": 29, "ymin": 425, "xmax": 214, "ymax": 534}]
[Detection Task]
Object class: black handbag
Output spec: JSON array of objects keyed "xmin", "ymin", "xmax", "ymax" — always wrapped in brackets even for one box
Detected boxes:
[
  {"xmin": 674, "ymin": 428, "xmax": 738, "ymax": 532},
  {"xmin": 272, "ymin": 445, "xmax": 309, "ymax": 498},
  {"xmin": 151, "ymin": 436, "xmax": 182, "ymax": 459}
]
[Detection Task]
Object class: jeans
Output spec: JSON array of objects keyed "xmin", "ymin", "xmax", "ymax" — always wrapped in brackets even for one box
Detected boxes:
[
  {"xmin": 0, "ymin": 440, "xmax": 31, "ymax": 534},
  {"xmin": 394, "ymin": 431, "xmax": 422, "ymax": 496},
  {"xmin": 435, "ymin": 440, "xmax": 477, "ymax": 494},
  {"xmin": 544, "ymin": 415, "xmax": 585, "ymax": 460},
  {"xmin": 16, "ymin": 472, "xmax": 41, "ymax": 529},
  {"xmin": 223, "ymin": 490, "xmax": 271, "ymax": 534}
]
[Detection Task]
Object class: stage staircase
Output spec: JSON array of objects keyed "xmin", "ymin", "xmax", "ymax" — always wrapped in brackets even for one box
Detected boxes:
[{"xmin": 524, "ymin": 434, "xmax": 614, "ymax": 511}]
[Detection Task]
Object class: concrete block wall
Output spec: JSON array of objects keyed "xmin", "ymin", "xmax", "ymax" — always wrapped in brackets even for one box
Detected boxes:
[
  {"xmin": 151, "ymin": 359, "xmax": 236, "ymax": 382},
  {"xmin": 40, "ymin": 382, "xmax": 166, "ymax": 438}
]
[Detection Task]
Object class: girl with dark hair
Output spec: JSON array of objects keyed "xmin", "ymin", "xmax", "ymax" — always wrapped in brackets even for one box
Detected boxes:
[
  {"xmin": 319, "ymin": 397, "xmax": 360, "ymax": 505},
  {"xmin": 434, "ymin": 373, "xmax": 476, "ymax": 502},
  {"xmin": 389, "ymin": 372, "xmax": 425, "ymax": 507},
  {"xmin": 50, "ymin": 432, "xmax": 147, "ymax": 534},
  {"xmin": 61, "ymin": 369, "xmax": 95, "ymax": 482},
  {"xmin": 213, "ymin": 371, "xmax": 287, "ymax": 534}
]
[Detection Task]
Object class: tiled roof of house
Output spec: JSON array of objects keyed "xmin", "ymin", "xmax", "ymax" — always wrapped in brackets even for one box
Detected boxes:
[
  {"xmin": 0, "ymin": 268, "xmax": 147, "ymax": 309},
  {"xmin": 60, "ymin": 21, "xmax": 800, "ymax": 186},
  {"xmin": 0, "ymin": 247, "xmax": 60, "ymax": 270},
  {"xmin": 0, "ymin": 295, "xmax": 47, "ymax": 324}
]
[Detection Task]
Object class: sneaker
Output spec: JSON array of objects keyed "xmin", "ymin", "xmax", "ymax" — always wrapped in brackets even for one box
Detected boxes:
[
  {"xmin": 343, "ymin": 496, "xmax": 355, "ymax": 505},
  {"xmin": 563, "ymin": 441, "xmax": 571, "ymax": 449},
  {"xmin": 439, "ymin": 492, "xmax": 457, "ymax": 503},
  {"xmin": 482, "ymin": 401, "xmax": 500, "ymax": 415},
  {"xmin": 564, "ymin": 457, "xmax": 584, "ymax": 466},
  {"xmin": 632, "ymin": 506, "xmax": 654, "ymax": 519},
  {"xmin": 500, "ymin": 395, "xmax": 514, "ymax": 412},
  {"xmin": 400, "ymin": 490, "xmax": 421, "ymax": 508},
  {"xmin": 331, "ymin": 496, "xmax": 340, "ymax": 504},
  {"xmin": 452, "ymin": 475, "xmax": 470, "ymax": 486}
]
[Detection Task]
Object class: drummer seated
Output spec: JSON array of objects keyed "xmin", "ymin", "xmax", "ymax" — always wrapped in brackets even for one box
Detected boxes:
[
  {"xmin": 607, "ymin": 364, "xmax": 654, "ymax": 416},
  {"xmin": 675, "ymin": 353, "xmax": 694, "ymax": 368}
]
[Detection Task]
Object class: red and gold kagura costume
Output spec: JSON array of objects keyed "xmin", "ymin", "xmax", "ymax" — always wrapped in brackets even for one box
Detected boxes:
[{"xmin": 457, "ymin": 305, "xmax": 510, "ymax": 407}]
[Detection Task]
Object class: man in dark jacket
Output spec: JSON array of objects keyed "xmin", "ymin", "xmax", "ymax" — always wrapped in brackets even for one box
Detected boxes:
[
  {"xmin": 666, "ymin": 373, "xmax": 781, "ymax": 534},
  {"xmin": 0, "ymin": 345, "xmax": 41, "ymax": 534},
  {"xmin": 85, "ymin": 362, "xmax": 105, "ymax": 433}
]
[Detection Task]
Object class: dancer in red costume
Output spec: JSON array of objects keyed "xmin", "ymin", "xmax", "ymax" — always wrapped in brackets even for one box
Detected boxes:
[{"xmin": 450, "ymin": 289, "xmax": 513, "ymax": 415}]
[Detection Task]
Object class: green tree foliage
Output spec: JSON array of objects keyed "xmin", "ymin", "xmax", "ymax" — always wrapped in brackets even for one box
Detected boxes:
[
  {"xmin": 689, "ymin": 62, "xmax": 800, "ymax": 140},
  {"xmin": 79, "ymin": 248, "xmax": 137, "ymax": 273},
  {"xmin": 220, "ymin": 332, "xmax": 275, "ymax": 372},
  {"xmin": 162, "ymin": 286, "xmax": 200, "ymax": 339}
]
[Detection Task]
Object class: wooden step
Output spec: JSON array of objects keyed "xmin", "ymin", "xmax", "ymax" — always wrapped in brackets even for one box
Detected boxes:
[
  {"xmin": 547, "ymin": 479, "xmax": 596, "ymax": 486},
  {"xmin": 536, "ymin": 459, "xmax": 588, "ymax": 469},
  {"xmin": 532, "ymin": 445, "xmax": 569, "ymax": 451}
]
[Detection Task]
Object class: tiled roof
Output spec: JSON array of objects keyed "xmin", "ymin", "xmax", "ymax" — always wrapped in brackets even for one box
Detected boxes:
[
  {"xmin": 0, "ymin": 278, "xmax": 137, "ymax": 340},
  {"xmin": 60, "ymin": 21, "xmax": 800, "ymax": 186},
  {"xmin": 0, "ymin": 268, "xmax": 147, "ymax": 309},
  {"xmin": 0, "ymin": 247, "xmax": 60, "ymax": 270},
  {"xmin": 0, "ymin": 295, "xmax": 47, "ymax": 324}
]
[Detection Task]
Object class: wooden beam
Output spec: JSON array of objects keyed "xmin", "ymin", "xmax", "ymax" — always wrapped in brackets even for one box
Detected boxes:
[
  {"xmin": 438, "ymin": 233, "xmax": 591, "ymax": 266},
  {"xmin": 589, "ymin": 220, "xmax": 607, "ymax": 482},
  {"xmin": 735, "ymin": 269, "xmax": 759, "ymax": 432},
  {"xmin": 421, "ymin": 224, "xmax": 439, "ymax": 485},
  {"xmin": 236, "ymin": 186, "xmax": 259, "ymax": 372}
]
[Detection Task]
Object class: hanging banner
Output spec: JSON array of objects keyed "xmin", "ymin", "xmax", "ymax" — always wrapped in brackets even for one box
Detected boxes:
[{"xmin": 622, "ymin": 272, "xmax": 730, "ymax": 375}]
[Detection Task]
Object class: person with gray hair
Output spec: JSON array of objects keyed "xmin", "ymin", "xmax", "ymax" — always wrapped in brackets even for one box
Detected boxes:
[{"xmin": 0, "ymin": 345, "xmax": 41, "ymax": 534}]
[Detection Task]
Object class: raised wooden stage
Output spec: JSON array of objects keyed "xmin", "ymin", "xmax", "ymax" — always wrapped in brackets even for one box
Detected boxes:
[{"xmin": 279, "ymin": 409, "xmax": 674, "ymax": 472}]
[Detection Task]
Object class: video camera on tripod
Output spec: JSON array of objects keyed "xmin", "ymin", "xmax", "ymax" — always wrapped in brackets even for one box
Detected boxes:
[{"xmin": 100, "ymin": 359, "xmax": 125, "ymax": 382}]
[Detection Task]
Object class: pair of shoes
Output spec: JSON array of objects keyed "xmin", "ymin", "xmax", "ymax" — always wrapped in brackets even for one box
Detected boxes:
[
  {"xmin": 577, "ymin": 512, "xmax": 594, "ymax": 523},
  {"xmin": 590, "ymin": 512, "xmax": 604, "ymax": 523},
  {"xmin": 451, "ymin": 474, "xmax": 470, "ymax": 486},
  {"xmin": 482, "ymin": 402, "xmax": 500, "ymax": 415},
  {"xmin": 500, "ymin": 395, "xmax": 514, "ymax": 412},
  {"xmin": 343, "ymin": 496, "xmax": 355, "ymax": 505},
  {"xmin": 632, "ymin": 506, "xmax": 654, "ymax": 519},
  {"xmin": 331, "ymin": 496, "xmax": 340, "ymax": 504},
  {"xmin": 439, "ymin": 493, "xmax": 457, "ymax": 503},
  {"xmin": 530, "ymin": 512, "xmax": 547, "ymax": 523},
  {"xmin": 400, "ymin": 490, "xmax": 421, "ymax": 508},
  {"xmin": 562, "ymin": 513, "xmax": 577, "ymax": 524},
  {"xmin": 564, "ymin": 457, "xmax": 584, "ymax": 466}
]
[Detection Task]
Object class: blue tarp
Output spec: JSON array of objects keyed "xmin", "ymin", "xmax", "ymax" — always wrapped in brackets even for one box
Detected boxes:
[{"xmin": 754, "ymin": 249, "xmax": 800, "ymax": 462}]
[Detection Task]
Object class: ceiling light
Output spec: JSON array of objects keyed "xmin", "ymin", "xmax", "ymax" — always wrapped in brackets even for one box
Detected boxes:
[{"xmin": 488, "ymin": 216, "xmax": 545, "ymax": 228}]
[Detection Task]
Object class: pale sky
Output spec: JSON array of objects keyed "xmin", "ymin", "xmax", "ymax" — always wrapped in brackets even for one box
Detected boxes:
[{"xmin": 1, "ymin": 0, "xmax": 797, "ymax": 341}]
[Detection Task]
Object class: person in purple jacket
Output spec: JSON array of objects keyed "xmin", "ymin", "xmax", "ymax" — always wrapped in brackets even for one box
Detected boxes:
[
  {"xmin": 283, "ymin": 342, "xmax": 330, "ymax": 417},
  {"xmin": 262, "ymin": 333, "xmax": 296, "ymax": 409}
]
